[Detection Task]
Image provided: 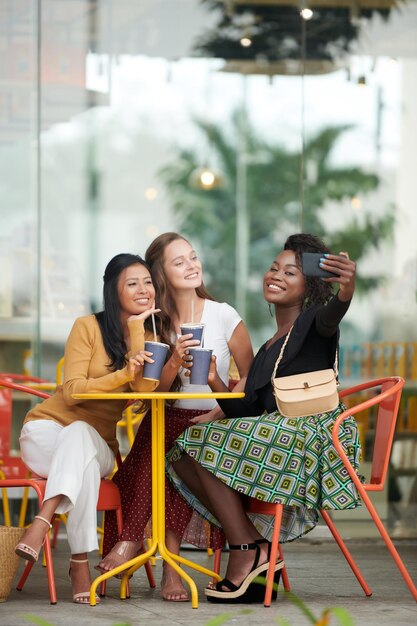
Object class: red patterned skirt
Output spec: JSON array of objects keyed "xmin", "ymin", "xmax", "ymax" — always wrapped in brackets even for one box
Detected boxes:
[{"xmin": 102, "ymin": 405, "xmax": 225, "ymax": 557}]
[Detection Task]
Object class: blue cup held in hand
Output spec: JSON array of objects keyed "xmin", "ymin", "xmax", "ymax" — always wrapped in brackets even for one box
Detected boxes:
[
  {"xmin": 143, "ymin": 341, "xmax": 169, "ymax": 381},
  {"xmin": 180, "ymin": 323, "xmax": 205, "ymax": 345},
  {"xmin": 188, "ymin": 347, "xmax": 213, "ymax": 385}
]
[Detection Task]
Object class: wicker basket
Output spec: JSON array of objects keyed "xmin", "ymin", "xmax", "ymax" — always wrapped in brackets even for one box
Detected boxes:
[{"xmin": 0, "ymin": 525, "xmax": 25, "ymax": 602}]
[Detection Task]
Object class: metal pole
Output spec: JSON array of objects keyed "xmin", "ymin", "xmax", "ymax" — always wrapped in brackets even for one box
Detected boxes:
[{"xmin": 235, "ymin": 76, "xmax": 249, "ymax": 319}]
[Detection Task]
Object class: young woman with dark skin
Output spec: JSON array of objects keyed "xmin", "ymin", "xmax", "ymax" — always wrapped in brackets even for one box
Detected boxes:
[{"xmin": 167, "ymin": 234, "xmax": 362, "ymax": 603}]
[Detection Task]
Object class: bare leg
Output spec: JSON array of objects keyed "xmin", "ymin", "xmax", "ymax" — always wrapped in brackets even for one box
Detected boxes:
[
  {"xmin": 161, "ymin": 529, "xmax": 189, "ymax": 601},
  {"xmin": 16, "ymin": 495, "xmax": 62, "ymax": 559},
  {"xmin": 172, "ymin": 454, "xmax": 268, "ymax": 588},
  {"xmin": 172, "ymin": 453, "xmax": 216, "ymax": 512},
  {"xmin": 69, "ymin": 551, "xmax": 98, "ymax": 604},
  {"xmin": 96, "ymin": 540, "xmax": 142, "ymax": 573},
  {"xmin": 158, "ymin": 454, "xmax": 221, "ymax": 601}
]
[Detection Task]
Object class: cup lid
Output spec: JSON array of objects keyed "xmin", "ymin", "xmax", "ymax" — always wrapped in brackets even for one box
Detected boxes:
[{"xmin": 145, "ymin": 341, "xmax": 169, "ymax": 348}]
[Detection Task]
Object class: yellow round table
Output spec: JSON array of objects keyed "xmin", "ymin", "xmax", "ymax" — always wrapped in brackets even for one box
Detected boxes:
[{"xmin": 73, "ymin": 391, "xmax": 244, "ymax": 608}]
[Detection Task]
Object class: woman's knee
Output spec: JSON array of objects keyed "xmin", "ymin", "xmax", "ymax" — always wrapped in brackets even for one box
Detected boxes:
[
  {"xmin": 58, "ymin": 420, "xmax": 101, "ymax": 450},
  {"xmin": 58, "ymin": 421, "xmax": 113, "ymax": 475}
]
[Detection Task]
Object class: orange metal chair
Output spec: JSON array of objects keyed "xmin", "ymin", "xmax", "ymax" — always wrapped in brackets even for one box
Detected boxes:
[
  {"xmin": 215, "ymin": 376, "xmax": 416, "ymax": 605},
  {"xmin": 1, "ymin": 376, "xmax": 52, "ymax": 528},
  {"xmin": 329, "ymin": 376, "xmax": 415, "ymax": 602},
  {"xmin": 0, "ymin": 378, "xmax": 156, "ymax": 603}
]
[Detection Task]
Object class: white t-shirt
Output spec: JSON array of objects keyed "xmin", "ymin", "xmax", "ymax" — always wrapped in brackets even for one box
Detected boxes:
[{"xmin": 174, "ymin": 299, "xmax": 242, "ymax": 410}]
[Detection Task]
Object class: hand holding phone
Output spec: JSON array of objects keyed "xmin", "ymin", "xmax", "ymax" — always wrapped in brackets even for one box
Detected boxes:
[{"xmin": 301, "ymin": 252, "xmax": 340, "ymax": 278}]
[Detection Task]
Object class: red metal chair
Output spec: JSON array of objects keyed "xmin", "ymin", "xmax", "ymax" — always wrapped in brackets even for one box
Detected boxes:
[
  {"xmin": 0, "ymin": 377, "xmax": 155, "ymax": 603},
  {"xmin": 215, "ymin": 376, "xmax": 416, "ymax": 605}
]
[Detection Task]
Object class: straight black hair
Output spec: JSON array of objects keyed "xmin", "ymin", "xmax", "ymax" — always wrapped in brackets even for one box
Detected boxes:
[{"xmin": 95, "ymin": 253, "xmax": 152, "ymax": 370}]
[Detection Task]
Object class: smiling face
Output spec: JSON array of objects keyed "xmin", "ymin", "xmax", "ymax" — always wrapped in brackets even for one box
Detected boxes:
[
  {"xmin": 263, "ymin": 249, "xmax": 306, "ymax": 309},
  {"xmin": 117, "ymin": 263, "xmax": 155, "ymax": 317},
  {"xmin": 163, "ymin": 238, "xmax": 202, "ymax": 291}
]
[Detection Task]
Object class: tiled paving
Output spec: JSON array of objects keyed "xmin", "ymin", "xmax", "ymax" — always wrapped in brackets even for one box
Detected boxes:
[{"xmin": 2, "ymin": 523, "xmax": 416, "ymax": 626}]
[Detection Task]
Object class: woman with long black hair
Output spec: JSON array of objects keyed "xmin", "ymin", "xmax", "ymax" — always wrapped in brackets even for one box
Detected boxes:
[{"xmin": 15, "ymin": 253, "xmax": 161, "ymax": 604}]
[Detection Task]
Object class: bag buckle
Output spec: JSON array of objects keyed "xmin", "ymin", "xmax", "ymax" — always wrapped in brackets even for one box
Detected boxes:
[{"xmin": 303, "ymin": 381, "xmax": 309, "ymax": 389}]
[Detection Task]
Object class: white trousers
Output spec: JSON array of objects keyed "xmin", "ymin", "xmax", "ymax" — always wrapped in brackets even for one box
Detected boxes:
[{"xmin": 19, "ymin": 420, "xmax": 115, "ymax": 554}]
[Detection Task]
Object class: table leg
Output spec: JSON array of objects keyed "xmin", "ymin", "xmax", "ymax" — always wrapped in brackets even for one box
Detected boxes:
[
  {"xmin": 89, "ymin": 397, "xmax": 221, "ymax": 608},
  {"xmin": 154, "ymin": 399, "xmax": 222, "ymax": 608}
]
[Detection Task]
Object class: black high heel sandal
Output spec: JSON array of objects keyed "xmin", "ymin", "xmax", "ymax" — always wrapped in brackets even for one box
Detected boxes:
[{"xmin": 205, "ymin": 541, "xmax": 284, "ymax": 604}]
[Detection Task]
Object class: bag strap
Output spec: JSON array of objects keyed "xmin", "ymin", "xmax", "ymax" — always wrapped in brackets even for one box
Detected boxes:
[
  {"xmin": 270, "ymin": 325, "xmax": 339, "ymax": 385},
  {"xmin": 271, "ymin": 325, "xmax": 294, "ymax": 383}
]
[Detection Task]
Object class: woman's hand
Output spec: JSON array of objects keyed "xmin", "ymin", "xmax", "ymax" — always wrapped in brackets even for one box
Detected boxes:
[
  {"xmin": 126, "ymin": 350, "xmax": 154, "ymax": 379},
  {"xmin": 171, "ymin": 333, "xmax": 200, "ymax": 371},
  {"xmin": 320, "ymin": 252, "xmax": 356, "ymax": 302},
  {"xmin": 128, "ymin": 304, "xmax": 161, "ymax": 323},
  {"xmin": 205, "ymin": 354, "xmax": 228, "ymax": 392},
  {"xmin": 190, "ymin": 407, "xmax": 225, "ymax": 424},
  {"xmin": 207, "ymin": 354, "xmax": 218, "ymax": 385}
]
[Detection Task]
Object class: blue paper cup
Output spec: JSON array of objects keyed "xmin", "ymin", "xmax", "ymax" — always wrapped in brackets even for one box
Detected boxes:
[
  {"xmin": 143, "ymin": 341, "xmax": 169, "ymax": 381},
  {"xmin": 180, "ymin": 323, "xmax": 205, "ymax": 345},
  {"xmin": 188, "ymin": 347, "xmax": 213, "ymax": 385}
]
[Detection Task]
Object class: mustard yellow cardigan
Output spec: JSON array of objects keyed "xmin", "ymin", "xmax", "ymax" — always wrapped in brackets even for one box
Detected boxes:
[{"xmin": 24, "ymin": 315, "xmax": 157, "ymax": 454}]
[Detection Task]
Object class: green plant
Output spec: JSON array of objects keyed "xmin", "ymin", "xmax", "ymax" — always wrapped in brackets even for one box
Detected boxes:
[
  {"xmin": 22, "ymin": 596, "xmax": 353, "ymax": 626},
  {"xmin": 276, "ymin": 592, "xmax": 354, "ymax": 625},
  {"xmin": 160, "ymin": 112, "xmax": 393, "ymax": 336}
]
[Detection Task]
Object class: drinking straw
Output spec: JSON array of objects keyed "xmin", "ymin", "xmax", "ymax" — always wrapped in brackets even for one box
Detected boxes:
[
  {"xmin": 151, "ymin": 314, "xmax": 157, "ymax": 342},
  {"xmin": 191, "ymin": 300, "xmax": 194, "ymax": 323}
]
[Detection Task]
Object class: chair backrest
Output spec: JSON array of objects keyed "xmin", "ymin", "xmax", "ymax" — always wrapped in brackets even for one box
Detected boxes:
[
  {"xmin": 0, "ymin": 378, "xmax": 51, "ymax": 478},
  {"xmin": 0, "ymin": 373, "xmax": 49, "ymax": 384},
  {"xmin": 0, "ymin": 383, "xmax": 12, "ymax": 457},
  {"xmin": 0, "ymin": 376, "xmax": 51, "ymax": 457},
  {"xmin": 338, "ymin": 376, "xmax": 404, "ymax": 491},
  {"xmin": 0, "ymin": 378, "xmax": 51, "ymax": 400}
]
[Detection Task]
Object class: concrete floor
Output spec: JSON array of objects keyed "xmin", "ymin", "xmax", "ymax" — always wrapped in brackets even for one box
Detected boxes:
[{"xmin": 2, "ymin": 525, "xmax": 417, "ymax": 626}]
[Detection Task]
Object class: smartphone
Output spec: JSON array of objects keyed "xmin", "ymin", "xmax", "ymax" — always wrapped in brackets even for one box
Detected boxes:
[{"xmin": 301, "ymin": 252, "xmax": 339, "ymax": 278}]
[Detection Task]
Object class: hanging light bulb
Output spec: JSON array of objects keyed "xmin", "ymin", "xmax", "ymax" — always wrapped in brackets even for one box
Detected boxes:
[
  {"xmin": 240, "ymin": 36, "xmax": 252, "ymax": 48},
  {"xmin": 189, "ymin": 166, "xmax": 224, "ymax": 190},
  {"xmin": 199, "ymin": 169, "xmax": 215, "ymax": 187},
  {"xmin": 299, "ymin": 1, "xmax": 314, "ymax": 21},
  {"xmin": 300, "ymin": 8, "xmax": 313, "ymax": 20}
]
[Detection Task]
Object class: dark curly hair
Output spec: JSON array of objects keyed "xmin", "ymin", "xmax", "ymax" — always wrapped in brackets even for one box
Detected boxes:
[{"xmin": 284, "ymin": 233, "xmax": 333, "ymax": 309}]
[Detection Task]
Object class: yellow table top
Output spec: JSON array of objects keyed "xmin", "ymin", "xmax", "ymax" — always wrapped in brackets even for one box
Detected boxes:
[{"xmin": 73, "ymin": 391, "xmax": 245, "ymax": 400}]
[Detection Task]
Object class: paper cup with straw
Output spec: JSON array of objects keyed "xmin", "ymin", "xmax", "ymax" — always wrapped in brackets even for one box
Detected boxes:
[
  {"xmin": 143, "ymin": 341, "xmax": 169, "ymax": 381},
  {"xmin": 151, "ymin": 313, "xmax": 157, "ymax": 342},
  {"xmin": 180, "ymin": 323, "xmax": 205, "ymax": 345}
]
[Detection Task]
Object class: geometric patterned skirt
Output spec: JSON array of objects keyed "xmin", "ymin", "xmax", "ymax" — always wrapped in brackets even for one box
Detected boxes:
[{"xmin": 166, "ymin": 402, "xmax": 362, "ymax": 543}]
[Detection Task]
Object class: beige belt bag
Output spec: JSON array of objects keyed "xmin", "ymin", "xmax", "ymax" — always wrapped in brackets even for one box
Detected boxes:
[{"xmin": 271, "ymin": 326, "xmax": 339, "ymax": 418}]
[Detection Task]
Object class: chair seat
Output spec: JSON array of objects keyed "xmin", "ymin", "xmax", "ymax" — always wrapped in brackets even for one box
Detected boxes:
[{"xmin": 97, "ymin": 479, "xmax": 122, "ymax": 510}]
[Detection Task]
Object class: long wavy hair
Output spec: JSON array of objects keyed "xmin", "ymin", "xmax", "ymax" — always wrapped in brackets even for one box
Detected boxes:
[
  {"xmin": 145, "ymin": 233, "xmax": 215, "ymax": 392},
  {"xmin": 95, "ymin": 253, "xmax": 156, "ymax": 370},
  {"xmin": 284, "ymin": 233, "xmax": 333, "ymax": 309},
  {"xmin": 145, "ymin": 232, "xmax": 215, "ymax": 342}
]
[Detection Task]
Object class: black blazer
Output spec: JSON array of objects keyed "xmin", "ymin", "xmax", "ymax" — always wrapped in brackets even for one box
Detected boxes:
[{"xmin": 218, "ymin": 294, "xmax": 350, "ymax": 418}]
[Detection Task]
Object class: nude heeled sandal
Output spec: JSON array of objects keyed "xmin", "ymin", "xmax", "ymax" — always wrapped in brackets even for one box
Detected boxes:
[
  {"xmin": 69, "ymin": 557, "xmax": 100, "ymax": 605},
  {"xmin": 15, "ymin": 514, "xmax": 52, "ymax": 563}
]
